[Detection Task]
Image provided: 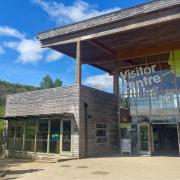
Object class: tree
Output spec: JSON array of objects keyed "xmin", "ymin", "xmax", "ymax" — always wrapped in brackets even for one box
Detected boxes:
[
  {"xmin": 40, "ymin": 75, "xmax": 63, "ymax": 89},
  {"xmin": 40, "ymin": 75, "xmax": 54, "ymax": 89},
  {"xmin": 54, "ymin": 79, "xmax": 63, "ymax": 87}
]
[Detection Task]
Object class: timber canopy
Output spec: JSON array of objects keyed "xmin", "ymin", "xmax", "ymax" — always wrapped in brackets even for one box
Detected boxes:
[{"xmin": 37, "ymin": 0, "xmax": 180, "ymax": 74}]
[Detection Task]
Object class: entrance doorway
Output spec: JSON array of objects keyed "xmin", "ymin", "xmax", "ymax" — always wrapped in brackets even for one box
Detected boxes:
[
  {"xmin": 153, "ymin": 124, "xmax": 179, "ymax": 155},
  {"xmin": 139, "ymin": 124, "xmax": 150, "ymax": 155},
  {"xmin": 60, "ymin": 120, "xmax": 72, "ymax": 155},
  {"xmin": 50, "ymin": 119, "xmax": 60, "ymax": 154}
]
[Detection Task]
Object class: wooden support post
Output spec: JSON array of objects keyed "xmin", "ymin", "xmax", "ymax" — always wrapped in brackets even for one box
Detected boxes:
[
  {"xmin": 114, "ymin": 62, "xmax": 121, "ymax": 150},
  {"xmin": 76, "ymin": 41, "xmax": 81, "ymax": 85},
  {"xmin": 22, "ymin": 121, "xmax": 25, "ymax": 152},
  {"xmin": 177, "ymin": 123, "xmax": 180, "ymax": 156},
  {"xmin": 47, "ymin": 119, "xmax": 51, "ymax": 154},
  {"xmin": 59, "ymin": 120, "xmax": 62, "ymax": 155},
  {"xmin": 150, "ymin": 124, "xmax": 154, "ymax": 154},
  {"xmin": 148, "ymin": 123, "xmax": 153, "ymax": 156},
  {"xmin": 14, "ymin": 122, "xmax": 16, "ymax": 151},
  {"xmin": 34, "ymin": 120, "xmax": 38, "ymax": 153},
  {"xmin": 113, "ymin": 62, "xmax": 119, "ymax": 96}
]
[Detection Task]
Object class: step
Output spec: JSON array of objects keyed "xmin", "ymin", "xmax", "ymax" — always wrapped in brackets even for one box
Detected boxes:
[
  {"xmin": 0, "ymin": 170, "xmax": 9, "ymax": 178},
  {"xmin": 36, "ymin": 155, "xmax": 77, "ymax": 163}
]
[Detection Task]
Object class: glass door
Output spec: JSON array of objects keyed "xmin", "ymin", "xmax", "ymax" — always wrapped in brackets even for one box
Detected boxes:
[
  {"xmin": 60, "ymin": 120, "xmax": 72, "ymax": 155},
  {"xmin": 139, "ymin": 124, "xmax": 150, "ymax": 155},
  {"xmin": 37, "ymin": 120, "xmax": 48, "ymax": 153},
  {"xmin": 50, "ymin": 120, "xmax": 60, "ymax": 154}
]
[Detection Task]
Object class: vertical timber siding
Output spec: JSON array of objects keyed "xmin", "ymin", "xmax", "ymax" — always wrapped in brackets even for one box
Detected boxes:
[
  {"xmin": 6, "ymin": 85, "xmax": 79, "ymax": 117},
  {"xmin": 79, "ymin": 86, "xmax": 118, "ymax": 158},
  {"xmin": 5, "ymin": 85, "xmax": 119, "ymax": 158}
]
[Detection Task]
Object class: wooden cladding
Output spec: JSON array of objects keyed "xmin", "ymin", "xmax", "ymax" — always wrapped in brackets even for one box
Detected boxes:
[{"xmin": 5, "ymin": 85, "xmax": 119, "ymax": 158}]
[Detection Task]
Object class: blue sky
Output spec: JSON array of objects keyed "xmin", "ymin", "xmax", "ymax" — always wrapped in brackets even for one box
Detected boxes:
[{"xmin": 0, "ymin": 0, "xmax": 150, "ymax": 89}]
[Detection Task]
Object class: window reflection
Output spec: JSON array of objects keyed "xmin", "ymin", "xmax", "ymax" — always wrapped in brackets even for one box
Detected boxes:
[
  {"xmin": 119, "ymin": 51, "xmax": 180, "ymax": 124},
  {"xmin": 15, "ymin": 121, "xmax": 23, "ymax": 151},
  {"xmin": 37, "ymin": 120, "xmax": 48, "ymax": 153},
  {"xmin": 25, "ymin": 120, "xmax": 36, "ymax": 152},
  {"xmin": 8, "ymin": 121, "xmax": 16, "ymax": 150},
  {"xmin": 7, "ymin": 119, "xmax": 63, "ymax": 154}
]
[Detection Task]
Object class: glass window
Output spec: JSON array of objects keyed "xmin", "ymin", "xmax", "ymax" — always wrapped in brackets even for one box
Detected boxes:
[
  {"xmin": 169, "ymin": 50, "xmax": 180, "ymax": 89},
  {"xmin": 8, "ymin": 121, "xmax": 16, "ymax": 150},
  {"xmin": 119, "ymin": 52, "xmax": 180, "ymax": 124},
  {"xmin": 120, "ymin": 124, "xmax": 138, "ymax": 153},
  {"xmin": 15, "ymin": 121, "xmax": 24, "ymax": 151},
  {"xmin": 96, "ymin": 123, "xmax": 109, "ymax": 145},
  {"xmin": 37, "ymin": 120, "xmax": 48, "ymax": 153},
  {"xmin": 25, "ymin": 120, "xmax": 36, "ymax": 152},
  {"xmin": 160, "ymin": 62, "xmax": 176, "ymax": 91},
  {"xmin": 8, "ymin": 121, "xmax": 24, "ymax": 151}
]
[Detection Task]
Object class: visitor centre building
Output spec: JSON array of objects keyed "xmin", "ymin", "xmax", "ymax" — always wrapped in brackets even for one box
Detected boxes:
[{"xmin": 4, "ymin": 0, "xmax": 180, "ymax": 158}]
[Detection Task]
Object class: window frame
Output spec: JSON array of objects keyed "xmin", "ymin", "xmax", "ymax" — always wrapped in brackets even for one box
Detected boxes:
[{"xmin": 96, "ymin": 122, "xmax": 109, "ymax": 145}]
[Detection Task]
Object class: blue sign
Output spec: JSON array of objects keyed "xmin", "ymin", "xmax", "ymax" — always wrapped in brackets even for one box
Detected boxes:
[{"xmin": 51, "ymin": 130, "xmax": 60, "ymax": 141}]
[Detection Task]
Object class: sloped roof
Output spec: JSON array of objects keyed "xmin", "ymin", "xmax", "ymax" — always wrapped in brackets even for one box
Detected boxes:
[
  {"xmin": 37, "ymin": 0, "xmax": 180, "ymax": 40},
  {"xmin": 37, "ymin": 0, "xmax": 180, "ymax": 73}
]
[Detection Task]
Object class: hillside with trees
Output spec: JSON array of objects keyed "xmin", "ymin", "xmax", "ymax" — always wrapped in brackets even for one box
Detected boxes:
[
  {"xmin": 0, "ymin": 75, "xmax": 63, "ymax": 107},
  {"xmin": 0, "ymin": 80, "xmax": 37, "ymax": 107}
]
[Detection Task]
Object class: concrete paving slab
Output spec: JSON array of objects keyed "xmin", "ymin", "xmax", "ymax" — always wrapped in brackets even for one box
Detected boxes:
[{"xmin": 2, "ymin": 157, "xmax": 180, "ymax": 180}]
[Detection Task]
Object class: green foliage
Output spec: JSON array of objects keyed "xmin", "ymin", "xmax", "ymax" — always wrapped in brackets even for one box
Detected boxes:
[
  {"xmin": 0, "ymin": 106, "xmax": 5, "ymax": 118},
  {"xmin": 0, "ymin": 79, "xmax": 37, "ymax": 90},
  {"xmin": 0, "ymin": 106, "xmax": 5, "ymax": 146},
  {"xmin": 0, "ymin": 79, "xmax": 37, "ymax": 107},
  {"xmin": 40, "ymin": 75, "xmax": 63, "ymax": 89},
  {"xmin": 54, "ymin": 78, "xmax": 63, "ymax": 87},
  {"xmin": 40, "ymin": 75, "xmax": 54, "ymax": 89}
]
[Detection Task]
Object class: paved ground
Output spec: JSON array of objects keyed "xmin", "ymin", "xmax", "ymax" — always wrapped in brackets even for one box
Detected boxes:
[
  {"xmin": 0, "ymin": 158, "xmax": 52, "ymax": 180},
  {"xmin": 1, "ymin": 156, "xmax": 180, "ymax": 180}
]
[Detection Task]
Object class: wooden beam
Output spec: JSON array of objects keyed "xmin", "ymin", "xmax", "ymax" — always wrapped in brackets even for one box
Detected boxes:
[
  {"xmin": 86, "ymin": 40, "xmax": 180, "ymax": 73},
  {"xmin": 88, "ymin": 40, "xmax": 116, "ymax": 56},
  {"xmin": 41, "ymin": 12, "xmax": 180, "ymax": 47},
  {"xmin": 76, "ymin": 41, "xmax": 81, "ymax": 85},
  {"xmin": 113, "ymin": 62, "xmax": 119, "ymax": 96},
  {"xmin": 115, "ymin": 40, "xmax": 180, "ymax": 60},
  {"xmin": 84, "ymin": 40, "xmax": 180, "ymax": 64}
]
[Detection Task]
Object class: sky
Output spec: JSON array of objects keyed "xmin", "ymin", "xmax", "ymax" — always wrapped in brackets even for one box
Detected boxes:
[{"xmin": 0, "ymin": 0, "xmax": 150, "ymax": 91}]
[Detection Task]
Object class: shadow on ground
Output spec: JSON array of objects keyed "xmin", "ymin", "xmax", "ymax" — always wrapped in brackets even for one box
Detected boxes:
[
  {"xmin": 0, "ymin": 157, "xmax": 33, "ymax": 169},
  {"xmin": 0, "ymin": 157, "xmax": 43, "ymax": 179},
  {"xmin": 7, "ymin": 168, "xmax": 43, "ymax": 175}
]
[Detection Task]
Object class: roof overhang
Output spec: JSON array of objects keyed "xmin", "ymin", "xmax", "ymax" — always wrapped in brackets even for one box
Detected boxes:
[
  {"xmin": 4, "ymin": 113, "xmax": 74, "ymax": 121},
  {"xmin": 37, "ymin": 0, "xmax": 180, "ymax": 73}
]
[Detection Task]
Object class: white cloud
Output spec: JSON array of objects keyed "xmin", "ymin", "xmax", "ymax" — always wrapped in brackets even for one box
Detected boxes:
[
  {"xmin": 3, "ymin": 41, "xmax": 18, "ymax": 49},
  {"xmin": 1, "ymin": 26, "xmax": 64, "ymax": 64},
  {"xmin": 16, "ymin": 39, "xmax": 45, "ymax": 64},
  {"xmin": 46, "ymin": 51, "xmax": 64, "ymax": 62},
  {"xmin": 33, "ymin": 0, "xmax": 120, "ymax": 25},
  {"xmin": 3, "ymin": 39, "xmax": 44, "ymax": 64},
  {"xmin": 0, "ymin": 46, "xmax": 5, "ymax": 54},
  {"xmin": 83, "ymin": 73, "xmax": 113, "ymax": 91},
  {"xmin": 0, "ymin": 26, "xmax": 25, "ymax": 39}
]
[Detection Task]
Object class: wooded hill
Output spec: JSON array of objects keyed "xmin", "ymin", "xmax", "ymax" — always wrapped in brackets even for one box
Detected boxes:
[
  {"xmin": 0, "ymin": 79, "xmax": 36, "ymax": 147},
  {"xmin": 0, "ymin": 79, "xmax": 37, "ymax": 107}
]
